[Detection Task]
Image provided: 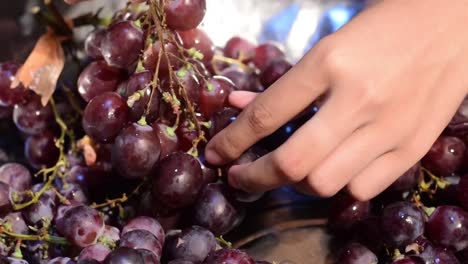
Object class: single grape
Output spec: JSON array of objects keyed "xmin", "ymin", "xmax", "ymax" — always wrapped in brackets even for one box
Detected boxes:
[
  {"xmin": 143, "ymin": 37, "xmax": 182, "ymax": 74},
  {"xmin": 0, "ymin": 62, "xmax": 28, "ymax": 107},
  {"xmin": 178, "ymin": 28, "xmax": 214, "ymax": 64},
  {"xmin": 0, "ymin": 163, "xmax": 32, "ymax": 191},
  {"xmin": 56, "ymin": 205, "xmax": 105, "ymax": 247},
  {"xmin": 165, "ymin": 0, "xmax": 206, "ymax": 31},
  {"xmin": 426, "ymin": 205, "xmax": 468, "ymax": 251},
  {"xmin": 204, "ymin": 249, "xmax": 254, "ymax": 264},
  {"xmin": 112, "ymin": 123, "xmax": 161, "ymax": 179},
  {"xmin": 100, "ymin": 225, "xmax": 121, "ymax": 246},
  {"xmin": 60, "ymin": 183, "xmax": 88, "ymax": 204},
  {"xmin": 79, "ymin": 244, "xmax": 112, "ymax": 262},
  {"xmin": 22, "ymin": 192, "xmax": 56, "ymax": 225},
  {"xmin": 4, "ymin": 212, "xmax": 28, "ymax": 234},
  {"xmin": 119, "ymin": 229, "xmax": 162, "ymax": 260},
  {"xmin": 13, "ymin": 95, "xmax": 53, "ymax": 135},
  {"xmin": 85, "ymin": 28, "xmax": 106, "ymax": 59},
  {"xmin": 24, "ymin": 130, "xmax": 60, "ymax": 169},
  {"xmin": 253, "ymin": 43, "xmax": 285, "ymax": 71},
  {"xmin": 433, "ymin": 247, "xmax": 460, "ymax": 264},
  {"xmin": 421, "ymin": 136, "xmax": 466, "ymax": 176},
  {"xmin": 151, "ymin": 152, "xmax": 203, "ymax": 210},
  {"xmin": 406, "ymin": 236, "xmax": 436, "ymax": 263},
  {"xmin": 193, "ymin": 183, "xmax": 243, "ymax": 236},
  {"xmin": 101, "ymin": 21, "xmax": 144, "ymax": 69},
  {"xmin": 336, "ymin": 242, "xmax": 378, "ymax": 264},
  {"xmin": 104, "ymin": 247, "xmax": 144, "ymax": 264},
  {"xmin": 122, "ymin": 216, "xmax": 165, "ymax": 244},
  {"xmin": 121, "ymin": 71, "xmax": 156, "ymax": 122},
  {"xmin": 327, "ymin": 192, "xmax": 370, "ymax": 233},
  {"xmin": 220, "ymin": 66, "xmax": 263, "ymax": 93},
  {"xmin": 458, "ymin": 175, "xmax": 468, "ymax": 211},
  {"xmin": 164, "ymin": 225, "xmax": 217, "ymax": 264},
  {"xmin": 46, "ymin": 257, "xmax": 75, "ymax": 264},
  {"xmin": 259, "ymin": 58, "xmax": 292, "ymax": 88},
  {"xmin": 381, "ymin": 201, "xmax": 424, "ymax": 246},
  {"xmin": 176, "ymin": 114, "xmax": 207, "ymax": 151},
  {"xmin": 137, "ymin": 249, "xmax": 160, "ymax": 264},
  {"xmin": 224, "ymin": 37, "xmax": 256, "ymax": 62},
  {"xmin": 77, "ymin": 60, "xmax": 124, "ymax": 102},
  {"xmin": 209, "ymin": 107, "xmax": 240, "ymax": 138},
  {"xmin": 386, "ymin": 162, "xmax": 423, "ymax": 193},
  {"xmin": 173, "ymin": 66, "xmax": 201, "ymax": 104},
  {"xmin": 197, "ymin": 155, "xmax": 217, "ymax": 187},
  {"xmin": 446, "ymin": 96, "xmax": 468, "ymax": 136},
  {"xmin": 199, "ymin": 76, "xmax": 235, "ymax": 118},
  {"xmin": 82, "ymin": 92, "xmax": 129, "ymax": 143},
  {"xmin": 152, "ymin": 122, "xmax": 179, "ymax": 158}
]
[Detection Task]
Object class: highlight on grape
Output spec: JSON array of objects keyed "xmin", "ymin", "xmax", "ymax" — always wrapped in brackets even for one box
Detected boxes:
[{"xmin": 0, "ymin": 0, "xmax": 467, "ymax": 263}]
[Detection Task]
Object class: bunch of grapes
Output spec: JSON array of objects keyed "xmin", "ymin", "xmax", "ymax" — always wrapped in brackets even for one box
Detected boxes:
[
  {"xmin": 327, "ymin": 99, "xmax": 468, "ymax": 263},
  {"xmin": 0, "ymin": 0, "xmax": 301, "ymax": 263}
]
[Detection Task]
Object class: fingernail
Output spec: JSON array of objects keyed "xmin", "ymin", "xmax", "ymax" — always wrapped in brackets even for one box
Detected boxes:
[{"xmin": 204, "ymin": 148, "xmax": 222, "ymax": 165}]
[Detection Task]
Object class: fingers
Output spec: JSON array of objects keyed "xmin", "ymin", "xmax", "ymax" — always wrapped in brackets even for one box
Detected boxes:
[
  {"xmin": 227, "ymin": 93, "xmax": 363, "ymax": 193},
  {"xmin": 205, "ymin": 50, "xmax": 330, "ymax": 165},
  {"xmin": 229, "ymin": 91, "xmax": 258, "ymax": 109}
]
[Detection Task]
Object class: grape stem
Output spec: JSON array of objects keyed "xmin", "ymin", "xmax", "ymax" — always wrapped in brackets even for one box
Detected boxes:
[
  {"xmin": 0, "ymin": 226, "xmax": 68, "ymax": 245},
  {"xmin": 212, "ymin": 55, "xmax": 253, "ymax": 72},
  {"xmin": 90, "ymin": 181, "xmax": 144, "ymax": 210}
]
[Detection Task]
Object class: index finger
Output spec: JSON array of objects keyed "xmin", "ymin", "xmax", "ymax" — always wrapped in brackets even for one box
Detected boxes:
[{"xmin": 205, "ymin": 48, "xmax": 331, "ymax": 165}]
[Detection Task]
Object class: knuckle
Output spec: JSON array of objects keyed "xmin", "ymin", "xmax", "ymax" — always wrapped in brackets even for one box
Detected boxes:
[
  {"xmin": 246, "ymin": 102, "xmax": 273, "ymax": 135},
  {"xmin": 271, "ymin": 152, "xmax": 304, "ymax": 183},
  {"xmin": 318, "ymin": 37, "xmax": 346, "ymax": 74},
  {"xmin": 306, "ymin": 175, "xmax": 339, "ymax": 198},
  {"xmin": 216, "ymin": 133, "xmax": 243, "ymax": 160},
  {"xmin": 355, "ymin": 83, "xmax": 385, "ymax": 109}
]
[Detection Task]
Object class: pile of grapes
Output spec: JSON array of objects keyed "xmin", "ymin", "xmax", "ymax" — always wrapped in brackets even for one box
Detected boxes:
[{"xmin": 0, "ymin": 0, "xmax": 298, "ymax": 263}]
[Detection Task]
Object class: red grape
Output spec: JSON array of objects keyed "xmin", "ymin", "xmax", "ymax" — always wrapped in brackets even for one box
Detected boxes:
[
  {"xmin": 122, "ymin": 216, "xmax": 165, "ymax": 244},
  {"xmin": 79, "ymin": 244, "xmax": 112, "ymax": 262},
  {"xmin": 122, "ymin": 71, "xmax": 156, "ymax": 122},
  {"xmin": 101, "ymin": 21, "xmax": 144, "ymax": 69},
  {"xmin": 426, "ymin": 205, "xmax": 468, "ymax": 251},
  {"xmin": 0, "ymin": 62, "xmax": 28, "ymax": 107},
  {"xmin": 328, "ymin": 192, "xmax": 370, "ymax": 233},
  {"xmin": 381, "ymin": 201, "xmax": 424, "ymax": 246},
  {"xmin": 112, "ymin": 123, "xmax": 161, "ymax": 179},
  {"xmin": 253, "ymin": 43, "xmax": 285, "ymax": 71},
  {"xmin": 84, "ymin": 29, "xmax": 106, "ymax": 60},
  {"xmin": 433, "ymin": 247, "xmax": 460, "ymax": 264},
  {"xmin": 176, "ymin": 114, "xmax": 207, "ymax": 151},
  {"xmin": 119, "ymin": 229, "xmax": 162, "ymax": 260},
  {"xmin": 204, "ymin": 249, "xmax": 254, "ymax": 264},
  {"xmin": 165, "ymin": 0, "xmax": 206, "ymax": 31},
  {"xmin": 143, "ymin": 37, "xmax": 182, "ymax": 74},
  {"xmin": 224, "ymin": 37, "xmax": 255, "ymax": 62},
  {"xmin": 0, "ymin": 182, "xmax": 12, "ymax": 217},
  {"xmin": 152, "ymin": 122, "xmax": 180, "ymax": 158},
  {"xmin": 103, "ymin": 247, "xmax": 144, "ymax": 264},
  {"xmin": 164, "ymin": 225, "xmax": 217, "ymax": 263},
  {"xmin": 199, "ymin": 76, "xmax": 235, "ymax": 118},
  {"xmin": 24, "ymin": 130, "xmax": 60, "ymax": 169},
  {"xmin": 421, "ymin": 136, "xmax": 465, "ymax": 176},
  {"xmin": 13, "ymin": 95, "xmax": 53, "ymax": 135},
  {"xmin": 336, "ymin": 243, "xmax": 378, "ymax": 264},
  {"xmin": 174, "ymin": 67, "xmax": 201, "ymax": 104},
  {"xmin": 82, "ymin": 92, "xmax": 129, "ymax": 143},
  {"xmin": 0, "ymin": 163, "xmax": 32, "ymax": 191},
  {"xmin": 259, "ymin": 58, "xmax": 292, "ymax": 89},
  {"xmin": 220, "ymin": 66, "xmax": 262, "ymax": 92},
  {"xmin": 56, "ymin": 205, "xmax": 105, "ymax": 247},
  {"xmin": 386, "ymin": 162, "xmax": 423, "ymax": 193},
  {"xmin": 209, "ymin": 107, "xmax": 240, "ymax": 138},
  {"xmin": 151, "ymin": 152, "xmax": 203, "ymax": 210},
  {"xmin": 77, "ymin": 60, "xmax": 124, "ymax": 102},
  {"xmin": 178, "ymin": 29, "xmax": 215, "ymax": 64}
]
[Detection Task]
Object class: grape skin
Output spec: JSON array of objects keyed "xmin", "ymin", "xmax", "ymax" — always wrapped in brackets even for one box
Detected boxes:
[
  {"xmin": 381, "ymin": 201, "xmax": 424, "ymax": 247},
  {"xmin": 165, "ymin": 0, "xmax": 207, "ymax": 31},
  {"xmin": 119, "ymin": 229, "xmax": 162, "ymax": 260},
  {"xmin": 426, "ymin": 205, "xmax": 468, "ymax": 251},
  {"xmin": 122, "ymin": 216, "xmax": 165, "ymax": 244},
  {"xmin": 103, "ymin": 247, "xmax": 145, "ymax": 264},
  {"xmin": 77, "ymin": 60, "xmax": 124, "ymax": 102},
  {"xmin": 13, "ymin": 95, "xmax": 53, "ymax": 135},
  {"xmin": 0, "ymin": 162, "xmax": 32, "ymax": 191},
  {"xmin": 79, "ymin": 244, "xmax": 112, "ymax": 262}
]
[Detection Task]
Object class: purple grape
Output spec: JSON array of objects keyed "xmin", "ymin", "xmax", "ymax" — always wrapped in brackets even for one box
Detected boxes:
[
  {"xmin": 24, "ymin": 130, "xmax": 60, "ymax": 169},
  {"xmin": 101, "ymin": 225, "xmax": 121, "ymax": 246},
  {"xmin": 209, "ymin": 107, "xmax": 240, "ymax": 138},
  {"xmin": 259, "ymin": 58, "xmax": 292, "ymax": 88},
  {"xmin": 84, "ymin": 28, "xmax": 106, "ymax": 59},
  {"xmin": 426, "ymin": 205, "xmax": 468, "ymax": 251},
  {"xmin": 119, "ymin": 229, "xmax": 162, "ymax": 260},
  {"xmin": 0, "ymin": 163, "xmax": 32, "ymax": 191},
  {"xmin": 386, "ymin": 162, "xmax": 423, "ymax": 193},
  {"xmin": 79, "ymin": 244, "xmax": 112, "ymax": 262},
  {"xmin": 121, "ymin": 71, "xmax": 155, "ymax": 122},
  {"xmin": 22, "ymin": 191, "xmax": 56, "ymax": 225},
  {"xmin": 4, "ymin": 212, "xmax": 28, "ymax": 234},
  {"xmin": 56, "ymin": 205, "xmax": 105, "ymax": 247},
  {"xmin": 13, "ymin": 95, "xmax": 53, "ymax": 135},
  {"xmin": 77, "ymin": 60, "xmax": 124, "ymax": 102},
  {"xmin": 253, "ymin": 43, "xmax": 285, "ymax": 71},
  {"xmin": 122, "ymin": 216, "xmax": 165, "ymax": 244},
  {"xmin": 82, "ymin": 92, "xmax": 129, "ymax": 143},
  {"xmin": 104, "ymin": 247, "xmax": 144, "ymax": 264},
  {"xmin": 46, "ymin": 257, "xmax": 75, "ymax": 264},
  {"xmin": 421, "ymin": 136, "xmax": 466, "ymax": 176},
  {"xmin": 336, "ymin": 243, "xmax": 378, "ymax": 264},
  {"xmin": 447, "ymin": 96, "xmax": 468, "ymax": 136},
  {"xmin": 112, "ymin": 123, "xmax": 161, "ymax": 179},
  {"xmin": 164, "ymin": 225, "xmax": 217, "ymax": 263},
  {"xmin": 152, "ymin": 122, "xmax": 180, "ymax": 158},
  {"xmin": 138, "ymin": 249, "xmax": 160, "ymax": 264},
  {"xmin": 224, "ymin": 37, "xmax": 255, "ymax": 61},
  {"xmin": 220, "ymin": 66, "xmax": 262, "ymax": 93},
  {"xmin": 151, "ymin": 152, "xmax": 203, "ymax": 210},
  {"xmin": 178, "ymin": 28, "xmax": 214, "ymax": 64},
  {"xmin": 433, "ymin": 248, "xmax": 460, "ymax": 264},
  {"xmin": 165, "ymin": 0, "xmax": 206, "ymax": 31},
  {"xmin": 204, "ymin": 249, "xmax": 254, "ymax": 264},
  {"xmin": 197, "ymin": 156, "xmax": 217, "ymax": 187},
  {"xmin": 199, "ymin": 76, "xmax": 235, "ymax": 118},
  {"xmin": 0, "ymin": 62, "xmax": 28, "ymax": 107},
  {"xmin": 381, "ymin": 201, "xmax": 424, "ymax": 246},
  {"xmin": 0, "ymin": 182, "xmax": 12, "ymax": 217},
  {"xmin": 60, "ymin": 183, "xmax": 88, "ymax": 204},
  {"xmin": 328, "ymin": 192, "xmax": 370, "ymax": 233},
  {"xmin": 193, "ymin": 183, "xmax": 243, "ymax": 236},
  {"xmin": 458, "ymin": 175, "xmax": 468, "ymax": 211},
  {"xmin": 101, "ymin": 21, "xmax": 144, "ymax": 69},
  {"xmin": 143, "ymin": 37, "xmax": 182, "ymax": 74}
]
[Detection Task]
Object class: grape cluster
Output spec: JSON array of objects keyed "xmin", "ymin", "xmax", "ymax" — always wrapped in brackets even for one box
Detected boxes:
[
  {"xmin": 0, "ymin": 0, "xmax": 298, "ymax": 263},
  {"xmin": 328, "ymin": 112, "xmax": 468, "ymax": 263}
]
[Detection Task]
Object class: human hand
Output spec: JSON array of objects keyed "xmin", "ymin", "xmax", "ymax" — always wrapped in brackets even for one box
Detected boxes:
[{"xmin": 205, "ymin": 0, "xmax": 468, "ymax": 201}]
